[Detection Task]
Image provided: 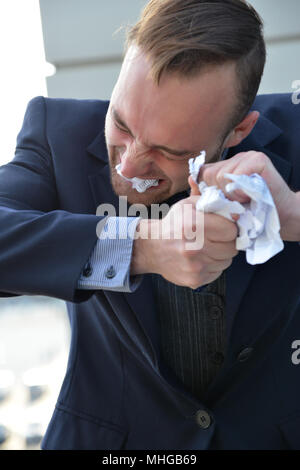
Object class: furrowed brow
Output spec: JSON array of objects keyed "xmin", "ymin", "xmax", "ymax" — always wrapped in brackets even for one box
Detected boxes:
[
  {"xmin": 111, "ymin": 107, "xmax": 133, "ymax": 134},
  {"xmin": 112, "ymin": 107, "xmax": 197, "ymax": 157},
  {"xmin": 150, "ymin": 144, "xmax": 197, "ymax": 157}
]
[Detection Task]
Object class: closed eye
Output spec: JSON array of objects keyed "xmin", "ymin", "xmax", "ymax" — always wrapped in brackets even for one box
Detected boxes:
[
  {"xmin": 161, "ymin": 151, "xmax": 196, "ymax": 161},
  {"xmin": 114, "ymin": 121, "xmax": 129, "ymax": 133},
  {"xmin": 112, "ymin": 108, "xmax": 134, "ymax": 136}
]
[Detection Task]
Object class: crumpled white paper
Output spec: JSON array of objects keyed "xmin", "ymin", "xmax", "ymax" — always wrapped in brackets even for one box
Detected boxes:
[
  {"xmin": 115, "ymin": 163, "xmax": 159, "ymax": 193},
  {"xmin": 189, "ymin": 151, "xmax": 284, "ymax": 265}
]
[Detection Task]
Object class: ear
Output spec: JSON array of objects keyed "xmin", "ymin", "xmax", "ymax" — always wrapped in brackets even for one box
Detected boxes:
[{"xmin": 224, "ymin": 111, "xmax": 260, "ymax": 148}]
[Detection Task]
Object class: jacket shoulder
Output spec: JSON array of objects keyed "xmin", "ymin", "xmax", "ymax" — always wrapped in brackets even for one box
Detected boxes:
[
  {"xmin": 45, "ymin": 96, "xmax": 109, "ymax": 128},
  {"xmin": 252, "ymin": 93, "xmax": 300, "ymax": 132},
  {"xmin": 25, "ymin": 96, "xmax": 110, "ymax": 137}
]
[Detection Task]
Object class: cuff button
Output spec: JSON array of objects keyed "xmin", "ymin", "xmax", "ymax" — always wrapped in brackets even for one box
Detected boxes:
[
  {"xmin": 105, "ymin": 265, "xmax": 116, "ymax": 279},
  {"xmin": 82, "ymin": 262, "xmax": 93, "ymax": 277}
]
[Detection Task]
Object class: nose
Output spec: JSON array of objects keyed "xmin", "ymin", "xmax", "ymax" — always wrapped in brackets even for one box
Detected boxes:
[{"xmin": 119, "ymin": 141, "xmax": 153, "ymax": 179}]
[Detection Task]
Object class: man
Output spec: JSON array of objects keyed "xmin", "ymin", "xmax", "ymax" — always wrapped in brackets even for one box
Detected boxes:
[{"xmin": 0, "ymin": 0, "xmax": 300, "ymax": 449}]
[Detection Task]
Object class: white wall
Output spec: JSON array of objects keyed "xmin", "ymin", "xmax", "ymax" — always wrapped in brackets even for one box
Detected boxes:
[
  {"xmin": 39, "ymin": 0, "xmax": 300, "ymax": 99},
  {"xmin": 39, "ymin": 0, "xmax": 146, "ymax": 99},
  {"xmin": 250, "ymin": 0, "xmax": 300, "ymax": 94}
]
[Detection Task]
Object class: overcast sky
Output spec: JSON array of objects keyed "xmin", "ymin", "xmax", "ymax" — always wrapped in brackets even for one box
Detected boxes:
[{"xmin": 0, "ymin": 0, "xmax": 53, "ymax": 165}]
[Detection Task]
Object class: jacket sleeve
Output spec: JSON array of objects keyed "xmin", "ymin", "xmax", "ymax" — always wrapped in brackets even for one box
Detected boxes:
[{"xmin": 0, "ymin": 96, "xmax": 103, "ymax": 303}]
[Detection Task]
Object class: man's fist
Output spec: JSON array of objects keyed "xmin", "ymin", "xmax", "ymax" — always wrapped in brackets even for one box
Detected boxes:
[
  {"xmin": 131, "ymin": 192, "xmax": 239, "ymax": 289},
  {"xmin": 198, "ymin": 151, "xmax": 299, "ymax": 240}
]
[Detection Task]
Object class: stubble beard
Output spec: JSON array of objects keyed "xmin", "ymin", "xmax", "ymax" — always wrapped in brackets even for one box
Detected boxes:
[
  {"xmin": 107, "ymin": 146, "xmax": 188, "ymax": 206},
  {"xmin": 107, "ymin": 139, "xmax": 226, "ymax": 207}
]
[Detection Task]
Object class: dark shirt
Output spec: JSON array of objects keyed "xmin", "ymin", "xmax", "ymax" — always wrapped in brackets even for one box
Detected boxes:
[{"xmin": 151, "ymin": 271, "xmax": 226, "ymax": 401}]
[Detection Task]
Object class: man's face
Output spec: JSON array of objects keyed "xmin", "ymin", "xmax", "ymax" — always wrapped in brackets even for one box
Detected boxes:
[{"xmin": 105, "ymin": 46, "xmax": 238, "ymax": 206}]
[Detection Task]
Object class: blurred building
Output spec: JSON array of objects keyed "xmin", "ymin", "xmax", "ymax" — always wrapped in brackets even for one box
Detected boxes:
[
  {"xmin": 39, "ymin": 0, "xmax": 300, "ymax": 99},
  {"xmin": 0, "ymin": 296, "xmax": 70, "ymax": 449}
]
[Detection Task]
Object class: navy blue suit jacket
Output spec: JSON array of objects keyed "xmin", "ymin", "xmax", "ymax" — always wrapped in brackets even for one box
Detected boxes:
[{"xmin": 0, "ymin": 94, "xmax": 300, "ymax": 450}]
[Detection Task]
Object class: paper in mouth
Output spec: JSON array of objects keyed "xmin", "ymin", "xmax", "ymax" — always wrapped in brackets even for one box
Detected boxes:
[{"xmin": 115, "ymin": 163, "xmax": 159, "ymax": 193}]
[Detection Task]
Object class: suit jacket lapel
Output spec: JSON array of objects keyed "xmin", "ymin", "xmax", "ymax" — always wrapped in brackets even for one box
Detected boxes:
[
  {"xmin": 224, "ymin": 114, "xmax": 292, "ymax": 347},
  {"xmin": 202, "ymin": 114, "xmax": 293, "ymax": 404},
  {"xmin": 87, "ymin": 133, "xmax": 161, "ymax": 368}
]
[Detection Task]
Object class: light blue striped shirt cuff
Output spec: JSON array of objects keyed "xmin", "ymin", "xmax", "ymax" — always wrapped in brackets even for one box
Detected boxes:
[{"xmin": 77, "ymin": 216, "xmax": 144, "ymax": 293}]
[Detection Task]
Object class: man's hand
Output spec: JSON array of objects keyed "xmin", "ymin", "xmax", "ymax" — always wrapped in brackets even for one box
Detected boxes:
[
  {"xmin": 194, "ymin": 151, "xmax": 300, "ymax": 241},
  {"xmin": 131, "ymin": 191, "xmax": 238, "ymax": 289}
]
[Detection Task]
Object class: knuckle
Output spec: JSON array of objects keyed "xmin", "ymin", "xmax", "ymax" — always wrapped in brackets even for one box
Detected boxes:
[
  {"xmin": 187, "ymin": 255, "xmax": 204, "ymax": 273},
  {"xmin": 216, "ymin": 172, "xmax": 224, "ymax": 185},
  {"xmin": 231, "ymin": 224, "xmax": 239, "ymax": 239},
  {"xmin": 253, "ymin": 151, "xmax": 268, "ymax": 164},
  {"xmin": 194, "ymin": 260, "xmax": 204, "ymax": 272},
  {"xmin": 179, "ymin": 244, "xmax": 188, "ymax": 259},
  {"xmin": 233, "ymin": 247, "xmax": 239, "ymax": 257},
  {"xmin": 227, "ymin": 221, "xmax": 238, "ymax": 239},
  {"xmin": 202, "ymin": 165, "xmax": 215, "ymax": 185},
  {"xmin": 221, "ymin": 258, "xmax": 233, "ymax": 270},
  {"xmin": 219, "ymin": 222, "xmax": 238, "ymax": 242},
  {"xmin": 190, "ymin": 284, "xmax": 199, "ymax": 290},
  {"xmin": 183, "ymin": 250, "xmax": 195, "ymax": 262},
  {"xmin": 188, "ymin": 278, "xmax": 202, "ymax": 290},
  {"xmin": 187, "ymin": 258, "xmax": 204, "ymax": 274}
]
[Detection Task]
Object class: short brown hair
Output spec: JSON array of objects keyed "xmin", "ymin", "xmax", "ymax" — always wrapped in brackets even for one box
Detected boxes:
[{"xmin": 126, "ymin": 0, "xmax": 266, "ymax": 133}]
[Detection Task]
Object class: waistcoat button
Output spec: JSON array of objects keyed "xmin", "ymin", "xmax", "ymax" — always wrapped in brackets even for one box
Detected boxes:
[
  {"xmin": 195, "ymin": 410, "xmax": 212, "ymax": 429},
  {"xmin": 237, "ymin": 347, "xmax": 253, "ymax": 362}
]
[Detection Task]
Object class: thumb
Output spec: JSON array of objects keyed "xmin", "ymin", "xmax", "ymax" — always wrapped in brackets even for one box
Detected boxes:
[{"xmin": 188, "ymin": 175, "xmax": 201, "ymax": 196}]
